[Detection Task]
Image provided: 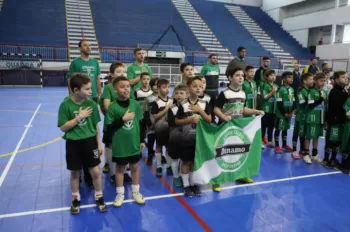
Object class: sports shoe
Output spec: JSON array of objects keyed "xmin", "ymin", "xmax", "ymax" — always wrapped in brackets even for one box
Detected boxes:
[
  {"xmin": 191, "ymin": 185, "xmax": 201, "ymax": 196},
  {"xmin": 237, "ymin": 178, "xmax": 254, "ymax": 183},
  {"xmin": 161, "ymin": 156, "xmax": 167, "ymax": 164},
  {"xmin": 96, "ymin": 197, "xmax": 108, "ymax": 213},
  {"xmin": 156, "ymin": 167, "xmax": 163, "ymax": 177},
  {"xmin": 291, "ymin": 151, "xmax": 301, "ymax": 160},
  {"xmin": 321, "ymin": 159, "xmax": 329, "ymax": 167},
  {"xmin": 173, "ymin": 177, "xmax": 183, "ymax": 187},
  {"xmin": 282, "ymin": 145, "xmax": 293, "ymax": 152},
  {"xmin": 303, "ymin": 155, "xmax": 312, "ymax": 164},
  {"xmin": 132, "ymin": 192, "xmax": 146, "ymax": 205},
  {"xmin": 123, "ymin": 173, "xmax": 132, "ymax": 184},
  {"xmin": 311, "ymin": 155, "xmax": 322, "ymax": 163},
  {"xmin": 261, "ymin": 144, "xmax": 265, "ymax": 150},
  {"xmin": 102, "ymin": 163, "xmax": 110, "ymax": 173},
  {"xmin": 329, "ymin": 159, "xmax": 340, "ymax": 168},
  {"xmin": 70, "ymin": 199, "xmax": 80, "ymax": 215},
  {"xmin": 146, "ymin": 155, "xmax": 153, "ymax": 165},
  {"xmin": 212, "ymin": 184, "xmax": 221, "ymax": 192},
  {"xmin": 262, "ymin": 137, "xmax": 268, "ymax": 144},
  {"xmin": 275, "ymin": 146, "xmax": 283, "ymax": 154},
  {"xmin": 166, "ymin": 167, "xmax": 173, "ymax": 175},
  {"xmin": 184, "ymin": 186, "xmax": 194, "ymax": 198},
  {"xmin": 113, "ymin": 193, "xmax": 125, "ymax": 208}
]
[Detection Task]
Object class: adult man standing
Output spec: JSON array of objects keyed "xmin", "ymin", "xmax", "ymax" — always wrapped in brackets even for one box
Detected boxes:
[
  {"xmin": 200, "ymin": 53, "xmax": 220, "ymax": 111},
  {"xmin": 68, "ymin": 39, "xmax": 102, "ymax": 102},
  {"xmin": 67, "ymin": 39, "xmax": 102, "ymax": 187},
  {"xmin": 226, "ymin": 46, "xmax": 249, "ymax": 71},
  {"xmin": 254, "ymin": 56, "xmax": 270, "ymax": 88},
  {"xmin": 127, "ymin": 48, "xmax": 152, "ymax": 98},
  {"xmin": 292, "ymin": 64, "xmax": 301, "ymax": 96},
  {"xmin": 303, "ymin": 57, "xmax": 320, "ymax": 74}
]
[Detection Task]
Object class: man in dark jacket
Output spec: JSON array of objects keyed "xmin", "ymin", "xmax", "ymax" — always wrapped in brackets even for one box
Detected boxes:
[
  {"xmin": 325, "ymin": 71, "xmax": 349, "ymax": 168},
  {"xmin": 254, "ymin": 56, "xmax": 270, "ymax": 88},
  {"xmin": 292, "ymin": 64, "xmax": 301, "ymax": 98}
]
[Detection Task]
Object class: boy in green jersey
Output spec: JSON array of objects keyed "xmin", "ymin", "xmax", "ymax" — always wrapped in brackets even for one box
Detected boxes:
[
  {"xmin": 57, "ymin": 73, "xmax": 107, "ymax": 214},
  {"xmin": 105, "ymin": 76, "xmax": 146, "ymax": 208},
  {"xmin": 261, "ymin": 70, "xmax": 278, "ymax": 146},
  {"xmin": 304, "ymin": 73, "xmax": 327, "ymax": 164},
  {"xmin": 242, "ymin": 65, "xmax": 258, "ymax": 110},
  {"xmin": 275, "ymin": 71, "xmax": 295, "ymax": 153},
  {"xmin": 143, "ymin": 77, "xmax": 159, "ymax": 165},
  {"xmin": 340, "ymin": 93, "xmax": 350, "ymax": 173},
  {"xmin": 292, "ymin": 73, "xmax": 314, "ymax": 160},
  {"xmin": 134, "ymin": 72, "xmax": 153, "ymax": 107}
]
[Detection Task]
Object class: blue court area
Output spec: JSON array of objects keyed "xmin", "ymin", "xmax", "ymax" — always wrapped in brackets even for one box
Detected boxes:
[{"xmin": 0, "ymin": 87, "xmax": 350, "ymax": 232}]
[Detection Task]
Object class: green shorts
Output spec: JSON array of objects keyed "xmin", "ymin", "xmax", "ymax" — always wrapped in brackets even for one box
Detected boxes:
[
  {"xmin": 294, "ymin": 121, "xmax": 306, "ymax": 138},
  {"xmin": 328, "ymin": 124, "xmax": 343, "ymax": 142},
  {"xmin": 275, "ymin": 117, "xmax": 291, "ymax": 131},
  {"xmin": 306, "ymin": 124, "xmax": 323, "ymax": 139}
]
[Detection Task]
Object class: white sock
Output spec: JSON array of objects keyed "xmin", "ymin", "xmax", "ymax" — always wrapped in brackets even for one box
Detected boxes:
[
  {"xmin": 72, "ymin": 192, "xmax": 80, "ymax": 201},
  {"xmin": 171, "ymin": 159, "xmax": 180, "ymax": 178},
  {"xmin": 131, "ymin": 184, "xmax": 140, "ymax": 193},
  {"xmin": 181, "ymin": 173, "xmax": 190, "ymax": 187},
  {"xmin": 94, "ymin": 190, "xmax": 103, "ymax": 200},
  {"xmin": 116, "ymin": 186, "xmax": 125, "ymax": 194},
  {"xmin": 165, "ymin": 153, "xmax": 171, "ymax": 168},
  {"xmin": 189, "ymin": 172, "xmax": 194, "ymax": 186},
  {"xmin": 155, "ymin": 152, "xmax": 162, "ymax": 168}
]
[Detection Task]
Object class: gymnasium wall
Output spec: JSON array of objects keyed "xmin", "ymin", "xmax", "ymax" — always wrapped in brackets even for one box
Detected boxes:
[
  {"xmin": 207, "ymin": 0, "xmax": 262, "ymax": 7},
  {"xmin": 316, "ymin": 43, "xmax": 350, "ymax": 60}
]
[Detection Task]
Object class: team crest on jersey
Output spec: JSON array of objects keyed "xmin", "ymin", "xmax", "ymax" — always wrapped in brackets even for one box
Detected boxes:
[
  {"xmin": 74, "ymin": 111, "xmax": 87, "ymax": 126},
  {"xmin": 93, "ymin": 149, "xmax": 99, "ymax": 159},
  {"xmin": 214, "ymin": 126, "xmax": 251, "ymax": 171},
  {"xmin": 123, "ymin": 120, "xmax": 134, "ymax": 130}
]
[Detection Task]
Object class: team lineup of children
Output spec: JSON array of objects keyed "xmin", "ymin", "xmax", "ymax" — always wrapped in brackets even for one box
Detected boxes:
[{"xmin": 59, "ymin": 48, "xmax": 350, "ymax": 215}]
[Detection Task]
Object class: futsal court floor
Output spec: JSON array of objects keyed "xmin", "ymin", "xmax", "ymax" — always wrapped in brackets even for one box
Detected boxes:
[{"xmin": 0, "ymin": 87, "xmax": 349, "ymax": 232}]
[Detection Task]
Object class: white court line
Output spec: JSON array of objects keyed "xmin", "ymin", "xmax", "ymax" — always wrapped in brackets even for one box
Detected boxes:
[
  {"xmin": 0, "ymin": 104, "xmax": 41, "ymax": 187},
  {"xmin": 0, "ymin": 171, "xmax": 341, "ymax": 219}
]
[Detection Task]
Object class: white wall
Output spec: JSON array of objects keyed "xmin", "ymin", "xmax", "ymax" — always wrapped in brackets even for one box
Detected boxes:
[
  {"xmin": 283, "ymin": 6, "xmax": 350, "ymax": 31},
  {"xmin": 289, "ymin": 29, "xmax": 309, "ymax": 47},
  {"xmin": 283, "ymin": 0, "xmax": 336, "ymax": 18},
  {"xmin": 316, "ymin": 43, "xmax": 350, "ymax": 59},
  {"xmin": 265, "ymin": 8, "xmax": 282, "ymax": 23},
  {"xmin": 262, "ymin": 0, "xmax": 306, "ymax": 11},
  {"xmin": 207, "ymin": 0, "xmax": 262, "ymax": 6}
]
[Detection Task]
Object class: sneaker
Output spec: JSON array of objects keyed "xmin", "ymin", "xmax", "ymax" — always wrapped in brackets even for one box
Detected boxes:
[
  {"xmin": 173, "ymin": 177, "xmax": 183, "ymax": 187},
  {"xmin": 311, "ymin": 155, "xmax": 322, "ymax": 163},
  {"xmin": 282, "ymin": 145, "xmax": 293, "ymax": 152},
  {"xmin": 191, "ymin": 185, "xmax": 201, "ymax": 196},
  {"xmin": 184, "ymin": 186, "xmax": 194, "ymax": 198},
  {"xmin": 275, "ymin": 146, "xmax": 283, "ymax": 154},
  {"xmin": 166, "ymin": 167, "xmax": 173, "ymax": 175},
  {"xmin": 261, "ymin": 144, "xmax": 266, "ymax": 150},
  {"xmin": 96, "ymin": 197, "xmax": 108, "ymax": 213},
  {"xmin": 237, "ymin": 178, "xmax": 254, "ymax": 183},
  {"xmin": 102, "ymin": 163, "xmax": 110, "ymax": 173},
  {"xmin": 70, "ymin": 199, "xmax": 80, "ymax": 215},
  {"xmin": 329, "ymin": 159, "xmax": 340, "ymax": 168},
  {"xmin": 113, "ymin": 193, "xmax": 125, "ymax": 208},
  {"xmin": 212, "ymin": 184, "xmax": 221, "ymax": 192},
  {"xmin": 161, "ymin": 156, "xmax": 167, "ymax": 164},
  {"xmin": 156, "ymin": 167, "xmax": 163, "ymax": 177},
  {"xmin": 110, "ymin": 175, "xmax": 115, "ymax": 184},
  {"xmin": 146, "ymin": 155, "xmax": 153, "ymax": 165},
  {"xmin": 321, "ymin": 159, "xmax": 330, "ymax": 167},
  {"xmin": 123, "ymin": 173, "xmax": 132, "ymax": 184},
  {"xmin": 262, "ymin": 137, "xmax": 268, "ymax": 144},
  {"xmin": 291, "ymin": 151, "xmax": 301, "ymax": 160},
  {"xmin": 303, "ymin": 155, "xmax": 312, "ymax": 164},
  {"xmin": 132, "ymin": 192, "xmax": 146, "ymax": 205}
]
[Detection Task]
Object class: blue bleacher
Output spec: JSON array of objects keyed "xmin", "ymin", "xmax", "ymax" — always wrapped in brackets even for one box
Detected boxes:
[
  {"xmin": 90, "ymin": 0, "xmax": 204, "ymax": 52},
  {"xmin": 189, "ymin": 0, "xmax": 270, "ymax": 57},
  {"xmin": 240, "ymin": 5, "xmax": 313, "ymax": 59},
  {"xmin": 0, "ymin": 0, "xmax": 67, "ymax": 46}
]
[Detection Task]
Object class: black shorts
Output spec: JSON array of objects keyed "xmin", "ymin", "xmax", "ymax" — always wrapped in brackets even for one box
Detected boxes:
[
  {"xmin": 262, "ymin": 113, "xmax": 275, "ymax": 128},
  {"xmin": 167, "ymin": 142, "xmax": 180, "ymax": 160},
  {"xmin": 112, "ymin": 154, "xmax": 141, "ymax": 166},
  {"xmin": 155, "ymin": 128, "xmax": 170, "ymax": 147},
  {"xmin": 66, "ymin": 136, "xmax": 101, "ymax": 171},
  {"xmin": 102, "ymin": 130, "xmax": 112, "ymax": 147},
  {"xmin": 179, "ymin": 145, "xmax": 195, "ymax": 163}
]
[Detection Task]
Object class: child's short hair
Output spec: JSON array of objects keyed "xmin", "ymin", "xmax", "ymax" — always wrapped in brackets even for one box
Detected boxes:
[
  {"xmin": 282, "ymin": 71, "xmax": 293, "ymax": 79},
  {"xmin": 150, "ymin": 77, "xmax": 159, "ymax": 88},
  {"xmin": 157, "ymin": 78, "xmax": 169, "ymax": 87},
  {"xmin": 180, "ymin": 62, "xmax": 193, "ymax": 73},
  {"xmin": 140, "ymin": 72, "xmax": 150, "ymax": 80},
  {"xmin": 70, "ymin": 73, "xmax": 91, "ymax": 92},
  {"xmin": 174, "ymin": 83, "xmax": 187, "ymax": 92},
  {"xmin": 113, "ymin": 76, "xmax": 129, "ymax": 87},
  {"xmin": 226, "ymin": 67, "xmax": 243, "ymax": 78},
  {"xmin": 314, "ymin": 72, "xmax": 326, "ymax": 81},
  {"xmin": 187, "ymin": 76, "xmax": 202, "ymax": 86},
  {"xmin": 109, "ymin": 62, "xmax": 123, "ymax": 74},
  {"xmin": 334, "ymin": 71, "xmax": 346, "ymax": 79},
  {"xmin": 301, "ymin": 73, "xmax": 313, "ymax": 84},
  {"xmin": 264, "ymin": 69, "xmax": 275, "ymax": 79},
  {"xmin": 245, "ymin": 65, "xmax": 254, "ymax": 72}
]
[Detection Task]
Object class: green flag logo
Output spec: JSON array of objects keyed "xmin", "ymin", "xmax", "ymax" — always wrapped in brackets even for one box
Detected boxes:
[{"xmin": 214, "ymin": 126, "xmax": 251, "ymax": 171}]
